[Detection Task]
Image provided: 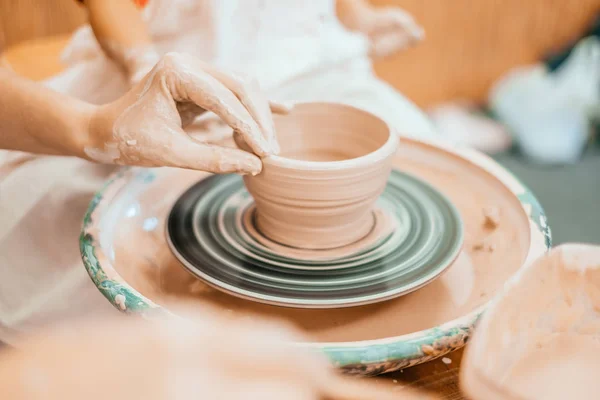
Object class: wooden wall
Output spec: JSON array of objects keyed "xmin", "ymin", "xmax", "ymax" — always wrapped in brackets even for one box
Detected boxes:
[
  {"xmin": 1, "ymin": 0, "xmax": 599, "ymax": 107},
  {"xmin": 373, "ymin": 0, "xmax": 600, "ymax": 106},
  {"xmin": 0, "ymin": 0, "xmax": 84, "ymax": 50}
]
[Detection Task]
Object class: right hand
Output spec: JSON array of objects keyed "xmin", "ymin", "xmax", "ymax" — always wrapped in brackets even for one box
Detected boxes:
[{"xmin": 85, "ymin": 52, "xmax": 286, "ymax": 175}]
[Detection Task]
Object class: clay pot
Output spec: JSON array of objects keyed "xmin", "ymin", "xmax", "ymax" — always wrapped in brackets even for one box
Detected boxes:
[{"xmin": 242, "ymin": 102, "xmax": 399, "ymax": 250}]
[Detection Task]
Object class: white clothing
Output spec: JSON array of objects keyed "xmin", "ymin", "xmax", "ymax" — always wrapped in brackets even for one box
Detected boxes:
[
  {"xmin": 0, "ymin": 0, "xmax": 435, "ymax": 342},
  {"xmin": 49, "ymin": 0, "xmax": 370, "ymax": 104}
]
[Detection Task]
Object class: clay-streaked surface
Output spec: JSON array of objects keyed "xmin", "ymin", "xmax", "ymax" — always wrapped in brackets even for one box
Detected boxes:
[{"xmin": 461, "ymin": 244, "xmax": 600, "ymax": 400}]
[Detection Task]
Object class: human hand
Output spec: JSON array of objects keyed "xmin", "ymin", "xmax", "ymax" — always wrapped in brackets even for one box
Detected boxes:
[
  {"xmin": 356, "ymin": 7, "xmax": 424, "ymax": 59},
  {"xmin": 85, "ymin": 52, "xmax": 285, "ymax": 175}
]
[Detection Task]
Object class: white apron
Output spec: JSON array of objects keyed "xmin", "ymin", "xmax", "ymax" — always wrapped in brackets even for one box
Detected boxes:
[{"xmin": 0, "ymin": 0, "xmax": 435, "ymax": 343}]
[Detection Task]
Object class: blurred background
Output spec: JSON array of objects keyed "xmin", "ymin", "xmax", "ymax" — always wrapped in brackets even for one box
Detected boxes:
[{"xmin": 1, "ymin": 0, "xmax": 599, "ymax": 244}]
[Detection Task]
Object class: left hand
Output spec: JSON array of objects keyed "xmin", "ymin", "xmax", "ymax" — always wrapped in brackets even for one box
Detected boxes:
[{"xmin": 359, "ymin": 7, "xmax": 424, "ymax": 59}]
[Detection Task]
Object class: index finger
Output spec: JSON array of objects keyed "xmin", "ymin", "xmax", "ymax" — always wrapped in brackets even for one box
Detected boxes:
[
  {"xmin": 163, "ymin": 53, "xmax": 272, "ymax": 156},
  {"xmin": 199, "ymin": 65, "xmax": 280, "ymax": 153}
]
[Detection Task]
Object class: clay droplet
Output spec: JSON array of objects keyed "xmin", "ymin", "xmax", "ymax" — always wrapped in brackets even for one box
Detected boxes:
[
  {"xmin": 115, "ymin": 294, "xmax": 127, "ymax": 311},
  {"xmin": 473, "ymin": 238, "xmax": 496, "ymax": 252},
  {"xmin": 126, "ymin": 139, "xmax": 138, "ymax": 146},
  {"xmin": 483, "ymin": 206, "xmax": 500, "ymax": 229},
  {"xmin": 421, "ymin": 345, "xmax": 435, "ymax": 355}
]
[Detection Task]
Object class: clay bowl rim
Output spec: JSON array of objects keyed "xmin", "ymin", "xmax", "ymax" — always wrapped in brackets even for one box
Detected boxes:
[
  {"xmin": 79, "ymin": 137, "xmax": 551, "ymax": 375},
  {"xmin": 263, "ymin": 101, "xmax": 399, "ymax": 171}
]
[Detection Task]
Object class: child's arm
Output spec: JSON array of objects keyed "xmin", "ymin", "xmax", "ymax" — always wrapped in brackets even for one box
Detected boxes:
[{"xmin": 79, "ymin": 0, "xmax": 160, "ymax": 84}]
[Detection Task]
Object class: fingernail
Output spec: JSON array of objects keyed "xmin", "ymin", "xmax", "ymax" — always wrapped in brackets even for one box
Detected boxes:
[{"xmin": 217, "ymin": 154, "xmax": 261, "ymax": 175}]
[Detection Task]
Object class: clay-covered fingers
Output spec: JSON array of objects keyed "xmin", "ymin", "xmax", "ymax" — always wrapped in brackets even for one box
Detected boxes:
[
  {"xmin": 229, "ymin": 77, "xmax": 277, "ymax": 151},
  {"xmin": 160, "ymin": 53, "xmax": 272, "ymax": 157},
  {"xmin": 232, "ymin": 130, "xmax": 254, "ymax": 154},
  {"xmin": 233, "ymin": 101, "xmax": 294, "ymax": 154},
  {"xmin": 161, "ymin": 128, "xmax": 262, "ymax": 175},
  {"xmin": 182, "ymin": 101, "xmax": 289, "ymax": 145},
  {"xmin": 198, "ymin": 64, "xmax": 280, "ymax": 154},
  {"xmin": 184, "ymin": 114, "xmax": 234, "ymax": 144}
]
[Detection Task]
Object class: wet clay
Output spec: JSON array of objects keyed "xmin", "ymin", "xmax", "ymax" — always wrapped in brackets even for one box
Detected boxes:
[
  {"xmin": 242, "ymin": 206, "xmax": 395, "ymax": 261},
  {"xmin": 242, "ymin": 102, "xmax": 398, "ymax": 250},
  {"xmin": 105, "ymin": 139, "xmax": 536, "ymax": 343},
  {"xmin": 86, "ymin": 52, "xmax": 289, "ymax": 174},
  {"xmin": 461, "ymin": 244, "xmax": 600, "ymax": 400}
]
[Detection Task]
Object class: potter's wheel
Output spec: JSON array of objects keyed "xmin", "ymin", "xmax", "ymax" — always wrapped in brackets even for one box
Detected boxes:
[
  {"xmin": 80, "ymin": 139, "xmax": 550, "ymax": 375},
  {"xmin": 166, "ymin": 170, "xmax": 463, "ymax": 308}
]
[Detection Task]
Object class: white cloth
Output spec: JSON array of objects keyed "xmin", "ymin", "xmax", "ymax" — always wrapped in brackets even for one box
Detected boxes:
[
  {"xmin": 0, "ymin": 0, "xmax": 435, "ymax": 342},
  {"xmin": 47, "ymin": 0, "xmax": 371, "ymax": 104}
]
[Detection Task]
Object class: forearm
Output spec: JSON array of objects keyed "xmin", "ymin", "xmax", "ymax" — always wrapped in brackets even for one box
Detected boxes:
[
  {"xmin": 81, "ymin": 0, "xmax": 154, "ymax": 75},
  {"xmin": 0, "ymin": 68, "xmax": 94, "ymax": 158}
]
